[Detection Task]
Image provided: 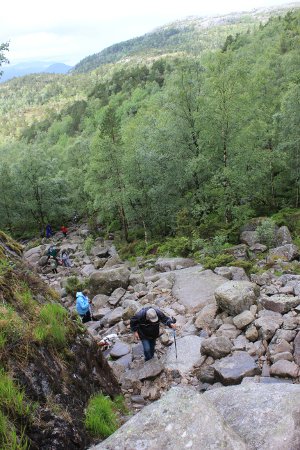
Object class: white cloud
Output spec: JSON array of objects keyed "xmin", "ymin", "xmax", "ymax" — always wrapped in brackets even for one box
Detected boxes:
[{"xmin": 0, "ymin": 0, "xmax": 295, "ymax": 65}]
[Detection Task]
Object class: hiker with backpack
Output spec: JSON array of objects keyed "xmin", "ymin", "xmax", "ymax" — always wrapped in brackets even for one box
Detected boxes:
[
  {"xmin": 76, "ymin": 289, "xmax": 94, "ymax": 323},
  {"xmin": 46, "ymin": 244, "xmax": 59, "ymax": 263},
  {"xmin": 130, "ymin": 307, "xmax": 176, "ymax": 361},
  {"xmin": 61, "ymin": 250, "xmax": 72, "ymax": 267}
]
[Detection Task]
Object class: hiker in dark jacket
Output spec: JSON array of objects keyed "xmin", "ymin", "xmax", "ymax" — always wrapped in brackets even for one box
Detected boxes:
[{"xmin": 130, "ymin": 307, "xmax": 176, "ymax": 361}]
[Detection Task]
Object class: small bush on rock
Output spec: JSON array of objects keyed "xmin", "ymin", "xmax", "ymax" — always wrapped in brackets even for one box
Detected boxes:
[{"xmin": 85, "ymin": 394, "xmax": 118, "ymax": 438}]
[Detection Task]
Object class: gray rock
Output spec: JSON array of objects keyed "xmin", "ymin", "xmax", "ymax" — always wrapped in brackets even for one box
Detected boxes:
[
  {"xmin": 249, "ymin": 243, "xmax": 268, "ymax": 253},
  {"xmin": 103, "ymin": 307, "xmax": 124, "ymax": 325},
  {"xmin": 269, "ymin": 244, "xmax": 299, "ymax": 261},
  {"xmin": 194, "ymin": 304, "xmax": 217, "ymax": 330},
  {"xmin": 240, "ymin": 230, "xmax": 259, "ymax": 246},
  {"xmin": 121, "ymin": 357, "xmax": 163, "ymax": 383},
  {"xmin": 205, "ymin": 383, "xmax": 300, "ymax": 450},
  {"xmin": 215, "ymin": 281, "xmax": 259, "ymax": 315},
  {"xmin": 90, "ymin": 245, "xmax": 109, "ymax": 258},
  {"xmin": 164, "ymin": 335, "xmax": 203, "ymax": 374},
  {"xmin": 92, "ymin": 294, "xmax": 110, "ymax": 309},
  {"xmin": 214, "ymin": 267, "xmax": 232, "ymax": 279},
  {"xmin": 89, "ymin": 265, "xmax": 130, "ymax": 296},
  {"xmin": 109, "ymin": 287, "xmax": 126, "ymax": 306},
  {"xmin": 245, "ymin": 325, "xmax": 259, "ymax": 342},
  {"xmin": 104, "ymin": 255, "xmax": 122, "ymax": 268},
  {"xmin": 293, "ymin": 331, "xmax": 300, "ymax": 365},
  {"xmin": 250, "ymin": 271, "xmax": 276, "ymax": 286},
  {"xmin": 228, "ymin": 267, "xmax": 249, "ymax": 281},
  {"xmin": 212, "ymin": 351, "xmax": 260, "ymax": 385},
  {"xmin": 92, "ymin": 386, "xmax": 246, "ymax": 450},
  {"xmin": 225, "ymin": 244, "xmax": 249, "ymax": 260},
  {"xmin": 94, "ymin": 257, "xmax": 107, "ymax": 269},
  {"xmin": 93, "ymin": 307, "xmax": 111, "ymax": 320},
  {"xmin": 276, "ymin": 226, "xmax": 293, "ymax": 246},
  {"xmin": 270, "ymin": 360, "xmax": 299, "ymax": 378},
  {"xmin": 155, "ymin": 257, "xmax": 196, "ymax": 272},
  {"xmin": 110, "ymin": 342, "xmax": 131, "ymax": 359},
  {"xmin": 271, "ymin": 352, "xmax": 294, "ymax": 364},
  {"xmin": 122, "ymin": 301, "xmax": 140, "ymax": 320},
  {"xmin": 260, "ymin": 294, "xmax": 300, "ymax": 314},
  {"xmin": 81, "ymin": 264, "xmax": 96, "ymax": 277},
  {"xmin": 255, "ymin": 310, "xmax": 283, "ymax": 341},
  {"xmin": 172, "ymin": 267, "xmax": 227, "ymax": 313},
  {"xmin": 215, "ymin": 324, "xmax": 241, "ymax": 340},
  {"xmin": 201, "ymin": 336, "xmax": 233, "ymax": 359},
  {"xmin": 24, "ymin": 245, "xmax": 42, "ymax": 259},
  {"xmin": 233, "ymin": 310, "xmax": 255, "ymax": 329}
]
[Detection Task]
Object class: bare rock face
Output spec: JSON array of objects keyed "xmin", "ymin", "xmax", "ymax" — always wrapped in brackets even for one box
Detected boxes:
[
  {"xmin": 91, "ymin": 387, "xmax": 246, "ymax": 450},
  {"xmin": 212, "ymin": 351, "xmax": 260, "ymax": 385},
  {"xmin": 214, "ymin": 281, "xmax": 259, "ymax": 315},
  {"xmin": 205, "ymin": 383, "xmax": 300, "ymax": 450}
]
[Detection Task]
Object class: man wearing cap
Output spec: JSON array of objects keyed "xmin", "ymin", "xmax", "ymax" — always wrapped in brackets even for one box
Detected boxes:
[{"xmin": 130, "ymin": 307, "xmax": 176, "ymax": 361}]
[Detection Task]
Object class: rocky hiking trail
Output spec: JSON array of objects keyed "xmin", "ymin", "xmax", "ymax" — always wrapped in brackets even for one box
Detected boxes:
[{"xmin": 24, "ymin": 223, "xmax": 300, "ymax": 449}]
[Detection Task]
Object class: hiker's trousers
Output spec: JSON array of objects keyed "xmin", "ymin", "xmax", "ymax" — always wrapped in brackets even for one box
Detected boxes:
[{"xmin": 141, "ymin": 338, "xmax": 156, "ymax": 361}]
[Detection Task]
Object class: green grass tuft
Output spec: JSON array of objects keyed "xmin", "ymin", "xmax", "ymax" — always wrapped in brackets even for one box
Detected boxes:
[
  {"xmin": 33, "ymin": 303, "xmax": 69, "ymax": 348},
  {"xmin": 84, "ymin": 394, "xmax": 118, "ymax": 438}
]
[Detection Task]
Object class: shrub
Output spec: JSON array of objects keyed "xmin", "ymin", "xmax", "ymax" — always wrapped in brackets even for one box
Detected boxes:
[
  {"xmin": 65, "ymin": 276, "xmax": 85, "ymax": 297},
  {"xmin": 255, "ymin": 219, "xmax": 276, "ymax": 248},
  {"xmin": 201, "ymin": 253, "xmax": 234, "ymax": 270},
  {"xmin": 158, "ymin": 236, "xmax": 191, "ymax": 257},
  {"xmin": 85, "ymin": 394, "xmax": 118, "ymax": 438},
  {"xmin": 84, "ymin": 236, "xmax": 94, "ymax": 255},
  {"xmin": 33, "ymin": 304, "xmax": 69, "ymax": 348}
]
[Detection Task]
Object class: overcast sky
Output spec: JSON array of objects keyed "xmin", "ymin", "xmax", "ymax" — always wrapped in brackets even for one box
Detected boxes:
[{"xmin": 0, "ymin": 0, "xmax": 295, "ymax": 66}]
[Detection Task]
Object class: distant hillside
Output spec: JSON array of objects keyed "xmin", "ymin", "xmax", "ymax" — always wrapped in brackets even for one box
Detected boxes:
[
  {"xmin": 1, "ymin": 61, "xmax": 72, "ymax": 83},
  {"xmin": 72, "ymin": 3, "xmax": 300, "ymax": 73}
]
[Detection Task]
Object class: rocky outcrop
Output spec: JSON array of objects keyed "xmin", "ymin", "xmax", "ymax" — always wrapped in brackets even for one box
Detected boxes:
[
  {"xmin": 205, "ymin": 383, "xmax": 300, "ymax": 449},
  {"xmin": 91, "ymin": 387, "xmax": 247, "ymax": 450}
]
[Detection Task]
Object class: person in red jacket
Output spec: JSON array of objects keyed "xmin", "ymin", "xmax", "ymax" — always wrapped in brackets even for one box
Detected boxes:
[{"xmin": 61, "ymin": 225, "xmax": 68, "ymax": 237}]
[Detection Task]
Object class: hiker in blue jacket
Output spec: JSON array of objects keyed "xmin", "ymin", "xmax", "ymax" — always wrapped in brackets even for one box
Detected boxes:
[
  {"xmin": 76, "ymin": 289, "xmax": 93, "ymax": 323},
  {"xmin": 130, "ymin": 307, "xmax": 176, "ymax": 361}
]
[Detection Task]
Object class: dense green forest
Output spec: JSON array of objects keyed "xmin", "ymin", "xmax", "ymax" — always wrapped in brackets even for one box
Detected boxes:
[{"xmin": 0, "ymin": 10, "xmax": 299, "ymax": 251}]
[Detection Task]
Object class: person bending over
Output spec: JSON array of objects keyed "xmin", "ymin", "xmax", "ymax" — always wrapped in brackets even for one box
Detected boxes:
[{"xmin": 130, "ymin": 307, "xmax": 176, "ymax": 361}]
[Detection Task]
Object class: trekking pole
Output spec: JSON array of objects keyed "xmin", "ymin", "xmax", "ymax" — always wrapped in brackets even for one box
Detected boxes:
[
  {"xmin": 171, "ymin": 317, "xmax": 178, "ymax": 360},
  {"xmin": 173, "ymin": 329, "xmax": 178, "ymax": 360}
]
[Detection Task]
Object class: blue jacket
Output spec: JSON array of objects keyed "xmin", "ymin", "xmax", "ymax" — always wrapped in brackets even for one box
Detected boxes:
[{"xmin": 76, "ymin": 292, "xmax": 90, "ymax": 315}]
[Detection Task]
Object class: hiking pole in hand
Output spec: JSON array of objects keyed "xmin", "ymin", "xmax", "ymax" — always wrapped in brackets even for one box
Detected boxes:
[{"xmin": 172, "ymin": 317, "xmax": 178, "ymax": 360}]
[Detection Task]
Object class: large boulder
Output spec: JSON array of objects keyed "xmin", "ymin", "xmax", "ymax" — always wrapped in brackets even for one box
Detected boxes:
[
  {"xmin": 172, "ymin": 268, "xmax": 227, "ymax": 313},
  {"xmin": 164, "ymin": 335, "xmax": 203, "ymax": 374},
  {"xmin": 89, "ymin": 266, "xmax": 130, "ymax": 295},
  {"xmin": 212, "ymin": 351, "xmax": 260, "ymax": 384},
  {"xmin": 240, "ymin": 230, "xmax": 259, "ymax": 247},
  {"xmin": 92, "ymin": 387, "xmax": 246, "ymax": 450},
  {"xmin": 276, "ymin": 226, "xmax": 293, "ymax": 246},
  {"xmin": 201, "ymin": 336, "xmax": 233, "ymax": 359},
  {"xmin": 214, "ymin": 281, "xmax": 259, "ymax": 315},
  {"xmin": 269, "ymin": 244, "xmax": 299, "ymax": 261},
  {"xmin": 205, "ymin": 383, "xmax": 300, "ymax": 450}
]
